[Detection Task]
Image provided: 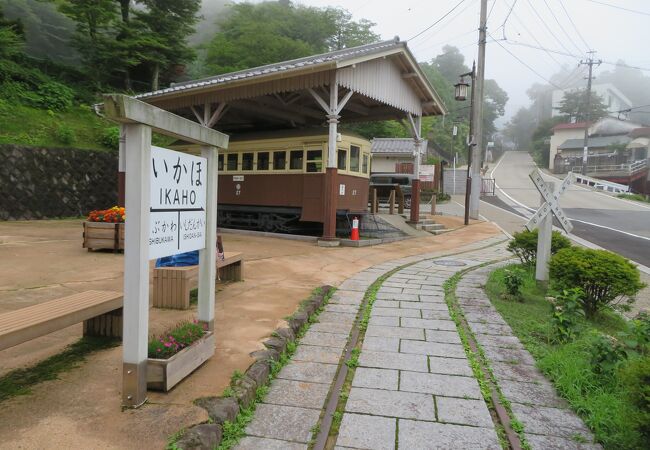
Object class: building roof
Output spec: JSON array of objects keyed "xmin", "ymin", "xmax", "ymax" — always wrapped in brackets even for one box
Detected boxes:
[
  {"xmin": 558, "ymin": 135, "xmax": 631, "ymax": 150},
  {"xmin": 371, "ymin": 138, "xmax": 427, "ymax": 155},
  {"xmin": 553, "ymin": 122, "xmax": 589, "ymax": 131},
  {"xmin": 629, "ymin": 127, "xmax": 650, "ymax": 138},
  {"xmin": 134, "ymin": 37, "xmax": 446, "ymax": 117}
]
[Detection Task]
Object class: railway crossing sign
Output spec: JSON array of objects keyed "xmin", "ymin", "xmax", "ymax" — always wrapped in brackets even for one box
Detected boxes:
[
  {"xmin": 526, "ymin": 170, "xmax": 574, "ymax": 234},
  {"xmin": 526, "ymin": 169, "xmax": 574, "ymax": 284}
]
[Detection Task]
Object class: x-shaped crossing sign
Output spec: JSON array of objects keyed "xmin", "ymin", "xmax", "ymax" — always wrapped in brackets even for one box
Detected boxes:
[{"xmin": 526, "ymin": 170, "xmax": 574, "ymax": 233}]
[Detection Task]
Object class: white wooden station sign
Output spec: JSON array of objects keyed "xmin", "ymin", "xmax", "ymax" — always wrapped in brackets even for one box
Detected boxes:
[
  {"xmin": 526, "ymin": 170, "xmax": 574, "ymax": 234},
  {"xmin": 149, "ymin": 146, "xmax": 207, "ymax": 259}
]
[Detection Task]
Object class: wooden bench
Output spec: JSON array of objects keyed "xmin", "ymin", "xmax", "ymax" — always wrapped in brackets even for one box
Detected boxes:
[
  {"xmin": 0, "ymin": 290, "xmax": 123, "ymax": 352},
  {"xmin": 152, "ymin": 252, "xmax": 244, "ymax": 310}
]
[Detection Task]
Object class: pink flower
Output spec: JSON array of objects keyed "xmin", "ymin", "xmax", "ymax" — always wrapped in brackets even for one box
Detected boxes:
[{"xmin": 164, "ymin": 342, "xmax": 172, "ymax": 348}]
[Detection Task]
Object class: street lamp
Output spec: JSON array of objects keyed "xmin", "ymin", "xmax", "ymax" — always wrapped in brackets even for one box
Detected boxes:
[{"xmin": 454, "ymin": 62, "xmax": 476, "ymax": 226}]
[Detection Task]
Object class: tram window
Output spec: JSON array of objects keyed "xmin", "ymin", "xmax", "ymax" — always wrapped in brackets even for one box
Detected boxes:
[
  {"xmin": 273, "ymin": 151, "xmax": 286, "ymax": 170},
  {"xmin": 362, "ymin": 154, "xmax": 369, "ymax": 173},
  {"xmin": 289, "ymin": 150, "xmax": 303, "ymax": 170},
  {"xmin": 337, "ymin": 149, "xmax": 347, "ymax": 170},
  {"xmin": 227, "ymin": 153, "xmax": 238, "ymax": 171},
  {"xmin": 242, "ymin": 152, "xmax": 254, "ymax": 171},
  {"xmin": 306, "ymin": 150, "xmax": 322, "ymax": 173},
  {"xmin": 350, "ymin": 145, "xmax": 360, "ymax": 172},
  {"xmin": 257, "ymin": 152, "xmax": 269, "ymax": 170},
  {"xmin": 218, "ymin": 154, "xmax": 224, "ymax": 171}
]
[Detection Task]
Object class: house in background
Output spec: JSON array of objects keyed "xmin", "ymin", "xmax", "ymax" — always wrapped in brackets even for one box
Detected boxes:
[
  {"xmin": 551, "ymin": 117, "xmax": 649, "ymax": 193},
  {"xmin": 551, "ymin": 83, "xmax": 632, "ymax": 118},
  {"xmin": 370, "ymin": 138, "xmax": 427, "ymax": 174}
]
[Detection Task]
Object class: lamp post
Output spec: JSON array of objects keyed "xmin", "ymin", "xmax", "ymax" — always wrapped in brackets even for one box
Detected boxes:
[{"xmin": 454, "ymin": 62, "xmax": 476, "ymax": 226}]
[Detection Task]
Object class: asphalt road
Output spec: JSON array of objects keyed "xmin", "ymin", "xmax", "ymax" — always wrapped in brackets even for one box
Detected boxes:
[{"xmin": 485, "ymin": 151, "xmax": 650, "ymax": 267}]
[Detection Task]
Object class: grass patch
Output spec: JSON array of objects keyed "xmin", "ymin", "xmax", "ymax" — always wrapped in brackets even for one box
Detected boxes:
[
  {"xmin": 0, "ymin": 336, "xmax": 119, "ymax": 403},
  {"xmin": 617, "ymin": 193, "xmax": 650, "ymax": 204},
  {"xmin": 486, "ymin": 264, "xmax": 647, "ymax": 449}
]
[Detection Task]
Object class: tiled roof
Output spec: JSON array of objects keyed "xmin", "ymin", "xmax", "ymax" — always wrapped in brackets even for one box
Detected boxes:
[
  {"xmin": 135, "ymin": 39, "xmax": 404, "ymax": 100},
  {"xmin": 553, "ymin": 122, "xmax": 589, "ymax": 131},
  {"xmin": 558, "ymin": 135, "xmax": 631, "ymax": 150},
  {"xmin": 371, "ymin": 138, "xmax": 427, "ymax": 154}
]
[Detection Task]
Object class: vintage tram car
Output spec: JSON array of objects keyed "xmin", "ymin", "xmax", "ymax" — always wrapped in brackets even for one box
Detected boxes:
[{"xmin": 213, "ymin": 130, "xmax": 371, "ymax": 233}]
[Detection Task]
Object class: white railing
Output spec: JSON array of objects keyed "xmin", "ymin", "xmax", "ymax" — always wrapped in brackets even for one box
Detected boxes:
[
  {"xmin": 571, "ymin": 159, "xmax": 648, "ymax": 175},
  {"xmin": 573, "ymin": 173, "xmax": 630, "ymax": 193}
]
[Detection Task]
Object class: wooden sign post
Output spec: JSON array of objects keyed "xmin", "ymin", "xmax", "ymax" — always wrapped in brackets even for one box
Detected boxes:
[
  {"xmin": 526, "ymin": 170, "xmax": 573, "ymax": 284},
  {"xmin": 103, "ymin": 94, "xmax": 228, "ymax": 408}
]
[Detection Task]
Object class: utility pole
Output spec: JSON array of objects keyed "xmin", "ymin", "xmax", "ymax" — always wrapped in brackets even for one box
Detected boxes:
[
  {"xmin": 580, "ymin": 51, "xmax": 602, "ymax": 176},
  {"xmin": 469, "ymin": 0, "xmax": 488, "ymax": 220}
]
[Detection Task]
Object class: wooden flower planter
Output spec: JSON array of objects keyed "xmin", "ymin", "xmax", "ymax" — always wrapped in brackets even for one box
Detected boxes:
[
  {"xmin": 82, "ymin": 221, "xmax": 125, "ymax": 252},
  {"xmin": 146, "ymin": 331, "xmax": 215, "ymax": 392}
]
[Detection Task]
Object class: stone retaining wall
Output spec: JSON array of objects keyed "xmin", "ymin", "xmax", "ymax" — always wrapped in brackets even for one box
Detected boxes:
[{"xmin": 0, "ymin": 144, "xmax": 117, "ymax": 220}]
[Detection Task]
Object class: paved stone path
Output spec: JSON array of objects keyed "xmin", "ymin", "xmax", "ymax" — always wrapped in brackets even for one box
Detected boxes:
[{"xmin": 235, "ymin": 236, "xmax": 600, "ymax": 450}]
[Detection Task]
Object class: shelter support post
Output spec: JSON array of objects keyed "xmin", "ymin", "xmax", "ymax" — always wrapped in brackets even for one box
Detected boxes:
[
  {"xmin": 198, "ymin": 145, "xmax": 218, "ymax": 331},
  {"xmin": 122, "ymin": 123, "xmax": 152, "ymax": 408},
  {"xmin": 410, "ymin": 179, "xmax": 421, "ymax": 222},
  {"xmin": 118, "ymin": 126, "xmax": 126, "ymax": 207}
]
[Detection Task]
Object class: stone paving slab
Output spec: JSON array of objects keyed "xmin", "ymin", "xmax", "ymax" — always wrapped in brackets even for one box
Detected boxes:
[
  {"xmin": 365, "ymin": 325, "xmax": 424, "ymax": 340},
  {"xmin": 300, "ymin": 330, "xmax": 348, "ymax": 348},
  {"xmin": 235, "ymin": 436, "xmax": 308, "ymax": 450},
  {"xmin": 371, "ymin": 306, "xmax": 421, "ymax": 317},
  {"xmin": 337, "ymin": 413, "xmax": 396, "ymax": 450},
  {"xmin": 292, "ymin": 344, "xmax": 343, "ymax": 364},
  {"xmin": 425, "ymin": 329, "xmax": 462, "ymax": 344},
  {"xmin": 345, "ymin": 387, "xmax": 435, "ymax": 420},
  {"xmin": 399, "ymin": 339, "xmax": 466, "ymax": 358},
  {"xmin": 511, "ymin": 403, "xmax": 594, "ymax": 440},
  {"xmin": 401, "ymin": 301, "xmax": 448, "ymax": 311},
  {"xmin": 526, "ymin": 434, "xmax": 603, "ymax": 450},
  {"xmin": 481, "ymin": 344, "xmax": 537, "ymax": 365},
  {"xmin": 400, "ymin": 317, "xmax": 456, "ymax": 331},
  {"xmin": 324, "ymin": 304, "xmax": 359, "ymax": 314},
  {"xmin": 420, "ymin": 308, "xmax": 452, "ymax": 320},
  {"xmin": 398, "ymin": 419, "xmax": 501, "ymax": 449},
  {"xmin": 245, "ymin": 404, "xmax": 320, "ymax": 443},
  {"xmin": 399, "ymin": 371, "xmax": 483, "ymax": 399},
  {"xmin": 264, "ymin": 379, "xmax": 331, "ymax": 410},
  {"xmin": 358, "ymin": 350, "xmax": 428, "ymax": 372},
  {"xmin": 309, "ymin": 322, "xmax": 354, "ymax": 334},
  {"xmin": 436, "ymin": 396, "xmax": 494, "ymax": 427},
  {"xmin": 499, "ymin": 380, "xmax": 568, "ymax": 408},
  {"xmin": 428, "ymin": 356, "xmax": 473, "ymax": 377},
  {"xmin": 276, "ymin": 361, "xmax": 338, "ymax": 384},
  {"xmin": 368, "ymin": 315, "xmax": 399, "ymax": 327},
  {"xmin": 362, "ymin": 336, "xmax": 399, "ymax": 352},
  {"xmin": 351, "ymin": 367, "xmax": 399, "ymax": 391}
]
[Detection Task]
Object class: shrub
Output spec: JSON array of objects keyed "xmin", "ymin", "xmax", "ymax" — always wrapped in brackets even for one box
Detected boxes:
[
  {"xmin": 101, "ymin": 126, "xmax": 120, "ymax": 149},
  {"xmin": 619, "ymin": 356, "xmax": 650, "ymax": 442},
  {"xmin": 549, "ymin": 247, "xmax": 646, "ymax": 318},
  {"xmin": 55, "ymin": 124, "xmax": 76, "ymax": 145},
  {"xmin": 549, "ymin": 288, "xmax": 584, "ymax": 343},
  {"xmin": 617, "ymin": 312, "xmax": 650, "ymax": 357},
  {"xmin": 589, "ymin": 333, "xmax": 627, "ymax": 375},
  {"xmin": 148, "ymin": 321, "xmax": 206, "ymax": 359},
  {"xmin": 507, "ymin": 229, "xmax": 572, "ymax": 265},
  {"xmin": 503, "ymin": 267, "xmax": 525, "ymax": 300},
  {"xmin": 36, "ymin": 81, "xmax": 74, "ymax": 111}
]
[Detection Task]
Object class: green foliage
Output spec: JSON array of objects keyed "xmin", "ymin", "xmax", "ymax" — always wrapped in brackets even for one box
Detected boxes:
[
  {"xmin": 503, "ymin": 267, "xmax": 525, "ymax": 300},
  {"xmin": 486, "ymin": 265, "xmax": 647, "ymax": 449},
  {"xmin": 556, "ymin": 88, "xmax": 609, "ymax": 122},
  {"xmin": 54, "ymin": 123, "xmax": 76, "ymax": 145},
  {"xmin": 549, "ymin": 288, "xmax": 584, "ymax": 343},
  {"xmin": 148, "ymin": 321, "xmax": 205, "ymax": 359},
  {"xmin": 204, "ymin": 1, "xmax": 379, "ymax": 76},
  {"xmin": 101, "ymin": 126, "xmax": 120, "ymax": 149},
  {"xmin": 549, "ymin": 247, "xmax": 646, "ymax": 318},
  {"xmin": 619, "ymin": 356, "xmax": 650, "ymax": 441},
  {"xmin": 589, "ymin": 332, "xmax": 628, "ymax": 375},
  {"xmin": 507, "ymin": 229, "xmax": 572, "ymax": 265},
  {"xmin": 36, "ymin": 80, "xmax": 74, "ymax": 111},
  {"xmin": 617, "ymin": 193, "xmax": 650, "ymax": 203}
]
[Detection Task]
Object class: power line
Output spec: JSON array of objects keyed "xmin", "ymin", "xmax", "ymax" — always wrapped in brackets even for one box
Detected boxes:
[
  {"xmin": 500, "ymin": 0, "xmax": 517, "ymax": 29},
  {"xmin": 488, "ymin": 31, "xmax": 562, "ymax": 88},
  {"xmin": 584, "ymin": 0, "xmax": 650, "ymax": 17},
  {"xmin": 557, "ymin": 0, "xmax": 591, "ymax": 51},
  {"xmin": 407, "ymin": 0, "xmax": 468, "ymax": 42},
  {"xmin": 486, "ymin": 0, "xmax": 498, "ymax": 22},
  {"xmin": 542, "ymin": 0, "xmax": 585, "ymax": 55},
  {"xmin": 409, "ymin": 0, "xmax": 478, "ymax": 50},
  {"xmin": 524, "ymin": 0, "xmax": 576, "ymax": 57},
  {"xmin": 501, "ymin": 0, "xmax": 564, "ymax": 68}
]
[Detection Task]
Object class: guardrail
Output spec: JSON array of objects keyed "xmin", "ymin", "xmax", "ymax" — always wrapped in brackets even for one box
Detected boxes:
[
  {"xmin": 481, "ymin": 178, "xmax": 496, "ymax": 196},
  {"xmin": 570, "ymin": 159, "xmax": 648, "ymax": 175},
  {"xmin": 573, "ymin": 173, "xmax": 630, "ymax": 193}
]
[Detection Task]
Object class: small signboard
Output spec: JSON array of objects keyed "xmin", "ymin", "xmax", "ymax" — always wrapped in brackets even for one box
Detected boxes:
[
  {"xmin": 419, "ymin": 164, "xmax": 435, "ymax": 182},
  {"xmin": 149, "ymin": 146, "xmax": 207, "ymax": 260}
]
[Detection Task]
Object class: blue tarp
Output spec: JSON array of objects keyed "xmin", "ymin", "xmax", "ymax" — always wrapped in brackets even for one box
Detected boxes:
[{"xmin": 155, "ymin": 251, "xmax": 199, "ymax": 268}]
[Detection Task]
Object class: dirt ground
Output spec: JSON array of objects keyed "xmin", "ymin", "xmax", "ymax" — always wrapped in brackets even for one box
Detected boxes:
[{"xmin": 0, "ymin": 219, "xmax": 502, "ymax": 450}]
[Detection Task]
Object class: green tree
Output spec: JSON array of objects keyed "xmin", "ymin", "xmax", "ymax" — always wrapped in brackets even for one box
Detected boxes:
[
  {"xmin": 204, "ymin": 1, "xmax": 378, "ymax": 75},
  {"xmin": 0, "ymin": 6, "xmax": 24, "ymax": 58},
  {"xmin": 556, "ymin": 88, "xmax": 609, "ymax": 122}
]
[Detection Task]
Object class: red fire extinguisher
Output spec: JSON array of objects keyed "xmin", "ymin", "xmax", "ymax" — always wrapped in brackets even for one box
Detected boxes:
[{"xmin": 351, "ymin": 216, "xmax": 360, "ymax": 241}]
